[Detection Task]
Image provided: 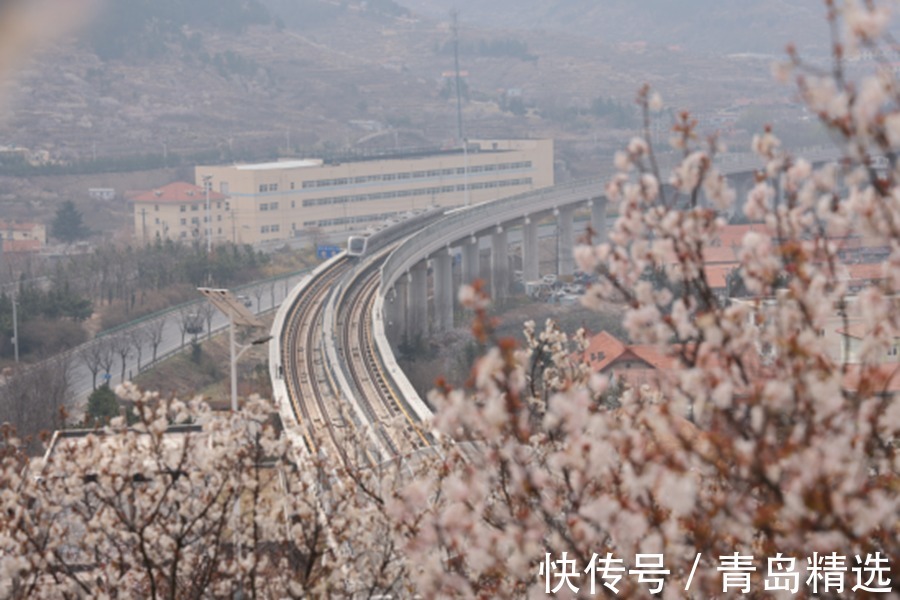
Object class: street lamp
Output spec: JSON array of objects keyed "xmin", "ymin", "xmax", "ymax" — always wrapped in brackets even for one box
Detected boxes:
[{"xmin": 197, "ymin": 287, "xmax": 268, "ymax": 410}]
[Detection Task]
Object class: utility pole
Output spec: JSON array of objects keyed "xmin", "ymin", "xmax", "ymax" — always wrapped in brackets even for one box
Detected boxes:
[
  {"xmin": 202, "ymin": 175, "xmax": 212, "ymax": 254},
  {"xmin": 451, "ymin": 10, "xmax": 470, "ymax": 206},
  {"xmin": 140, "ymin": 208, "xmax": 147, "ymax": 245},
  {"xmin": 451, "ymin": 9, "xmax": 464, "ymax": 143},
  {"xmin": 11, "ymin": 291, "xmax": 18, "ymax": 363}
]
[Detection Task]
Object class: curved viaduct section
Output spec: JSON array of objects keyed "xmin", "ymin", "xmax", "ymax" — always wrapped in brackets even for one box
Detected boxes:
[
  {"xmin": 271, "ymin": 147, "xmax": 840, "ymax": 459},
  {"xmin": 375, "ymin": 146, "xmax": 840, "ymax": 417}
]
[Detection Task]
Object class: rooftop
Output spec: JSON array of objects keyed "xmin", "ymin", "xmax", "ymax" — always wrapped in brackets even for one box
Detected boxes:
[
  {"xmin": 235, "ymin": 159, "xmax": 324, "ymax": 171},
  {"xmin": 0, "ymin": 220, "xmax": 42, "ymax": 232},
  {"xmin": 131, "ymin": 182, "xmax": 227, "ymax": 204}
]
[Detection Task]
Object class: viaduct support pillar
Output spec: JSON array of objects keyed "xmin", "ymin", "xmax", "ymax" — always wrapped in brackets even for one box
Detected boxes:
[
  {"xmin": 408, "ymin": 261, "xmax": 428, "ymax": 341},
  {"xmin": 432, "ymin": 249, "xmax": 454, "ymax": 332},
  {"xmin": 491, "ymin": 227, "xmax": 509, "ymax": 303},
  {"xmin": 461, "ymin": 236, "xmax": 480, "ymax": 285},
  {"xmin": 387, "ymin": 276, "xmax": 408, "ymax": 344},
  {"xmin": 557, "ymin": 206, "xmax": 575, "ymax": 279},
  {"xmin": 523, "ymin": 217, "xmax": 540, "ymax": 283},
  {"xmin": 591, "ymin": 197, "xmax": 608, "ymax": 244}
]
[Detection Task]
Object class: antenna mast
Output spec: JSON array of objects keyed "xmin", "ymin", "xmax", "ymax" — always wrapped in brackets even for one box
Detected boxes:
[{"xmin": 451, "ymin": 9, "xmax": 464, "ymax": 143}]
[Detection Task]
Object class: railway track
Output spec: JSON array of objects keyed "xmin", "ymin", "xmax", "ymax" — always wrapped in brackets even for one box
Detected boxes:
[
  {"xmin": 279, "ymin": 248, "xmax": 432, "ymax": 470},
  {"xmin": 336, "ymin": 260, "xmax": 432, "ymax": 459},
  {"xmin": 280, "ymin": 256, "xmax": 361, "ymax": 465}
]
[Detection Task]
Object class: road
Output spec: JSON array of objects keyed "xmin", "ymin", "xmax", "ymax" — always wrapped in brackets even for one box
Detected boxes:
[{"xmin": 66, "ymin": 270, "xmax": 310, "ymax": 412}]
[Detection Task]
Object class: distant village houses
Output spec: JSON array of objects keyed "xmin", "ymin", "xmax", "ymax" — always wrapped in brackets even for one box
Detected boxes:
[{"xmin": 0, "ymin": 220, "xmax": 46, "ymax": 253}]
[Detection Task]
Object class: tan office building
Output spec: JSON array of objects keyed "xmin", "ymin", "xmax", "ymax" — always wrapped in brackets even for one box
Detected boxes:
[{"xmin": 194, "ymin": 139, "xmax": 554, "ymax": 245}]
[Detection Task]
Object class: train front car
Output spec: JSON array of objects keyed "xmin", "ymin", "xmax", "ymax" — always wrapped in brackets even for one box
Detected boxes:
[{"xmin": 347, "ymin": 235, "xmax": 368, "ymax": 257}]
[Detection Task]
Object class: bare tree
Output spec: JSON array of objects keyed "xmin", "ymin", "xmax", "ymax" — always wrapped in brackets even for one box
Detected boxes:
[
  {"xmin": 111, "ymin": 333, "xmax": 132, "ymax": 383},
  {"xmin": 79, "ymin": 338, "xmax": 114, "ymax": 390},
  {"xmin": 251, "ymin": 285, "xmax": 264, "ymax": 311},
  {"xmin": 0, "ymin": 355, "xmax": 71, "ymax": 448},
  {"xmin": 147, "ymin": 316, "xmax": 166, "ymax": 364},
  {"xmin": 176, "ymin": 305, "xmax": 196, "ymax": 348},
  {"xmin": 268, "ymin": 281, "xmax": 276, "ymax": 309},
  {"xmin": 98, "ymin": 340, "xmax": 115, "ymax": 384},
  {"xmin": 129, "ymin": 325, "xmax": 147, "ymax": 371},
  {"xmin": 197, "ymin": 301, "xmax": 215, "ymax": 341}
]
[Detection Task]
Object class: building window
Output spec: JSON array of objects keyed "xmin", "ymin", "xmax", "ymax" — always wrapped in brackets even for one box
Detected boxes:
[
  {"xmin": 261, "ymin": 225, "xmax": 270, "ymax": 233},
  {"xmin": 191, "ymin": 217, "xmax": 199, "ymax": 225},
  {"xmin": 154, "ymin": 204, "xmax": 160, "ymax": 211},
  {"xmin": 191, "ymin": 204, "xmax": 198, "ymax": 211},
  {"xmin": 270, "ymin": 202, "xmax": 279, "ymax": 210},
  {"xmin": 180, "ymin": 205, "xmax": 186, "ymax": 212},
  {"xmin": 155, "ymin": 218, "xmax": 160, "ymax": 225},
  {"xmin": 290, "ymin": 182, "xmax": 295, "ymax": 190},
  {"xmin": 291, "ymin": 200, "xmax": 295, "ymax": 208},
  {"xmin": 180, "ymin": 218, "xmax": 187, "ymax": 225},
  {"xmin": 260, "ymin": 203, "xmax": 268, "ymax": 211},
  {"xmin": 217, "ymin": 201, "xmax": 222, "ymax": 209},
  {"xmin": 218, "ymin": 228, "xmax": 222, "ymax": 234},
  {"xmin": 271, "ymin": 224, "xmax": 280, "ymax": 232}
]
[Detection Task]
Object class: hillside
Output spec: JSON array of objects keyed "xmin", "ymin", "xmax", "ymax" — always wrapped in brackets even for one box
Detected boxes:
[
  {"xmin": 0, "ymin": 0, "xmax": 798, "ymax": 190},
  {"xmin": 397, "ymin": 0, "xmax": 829, "ymax": 55}
]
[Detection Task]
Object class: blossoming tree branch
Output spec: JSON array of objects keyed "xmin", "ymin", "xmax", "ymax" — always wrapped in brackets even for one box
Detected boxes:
[{"xmin": 1, "ymin": 0, "xmax": 899, "ymax": 597}]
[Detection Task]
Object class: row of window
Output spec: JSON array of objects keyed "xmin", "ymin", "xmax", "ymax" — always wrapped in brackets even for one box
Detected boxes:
[
  {"xmin": 178, "ymin": 201, "xmax": 227, "ymax": 213},
  {"xmin": 303, "ymin": 212, "xmax": 399, "ymax": 228},
  {"xmin": 300, "ymin": 178, "xmax": 533, "ymax": 207},
  {"xmin": 259, "ymin": 202, "xmax": 280, "ymax": 211},
  {"xmin": 174, "ymin": 214, "xmax": 224, "ymax": 226},
  {"xmin": 258, "ymin": 183, "xmax": 279, "ymax": 193},
  {"xmin": 298, "ymin": 161, "xmax": 533, "ymax": 190},
  {"xmin": 173, "ymin": 227, "xmax": 225, "ymax": 239},
  {"xmin": 260, "ymin": 224, "xmax": 281, "ymax": 234}
]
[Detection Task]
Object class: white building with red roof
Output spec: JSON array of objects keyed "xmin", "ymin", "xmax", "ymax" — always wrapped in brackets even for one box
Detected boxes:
[{"xmin": 130, "ymin": 182, "xmax": 230, "ymax": 244}]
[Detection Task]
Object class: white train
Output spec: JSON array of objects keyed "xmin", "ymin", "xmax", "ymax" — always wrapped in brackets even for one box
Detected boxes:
[{"xmin": 346, "ymin": 208, "xmax": 446, "ymax": 258}]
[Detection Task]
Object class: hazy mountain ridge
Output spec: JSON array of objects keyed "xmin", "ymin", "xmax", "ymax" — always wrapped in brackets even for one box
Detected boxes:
[
  {"xmin": 397, "ymin": 0, "xmax": 828, "ymax": 55},
  {"xmin": 0, "ymin": 0, "xmax": 790, "ymax": 181}
]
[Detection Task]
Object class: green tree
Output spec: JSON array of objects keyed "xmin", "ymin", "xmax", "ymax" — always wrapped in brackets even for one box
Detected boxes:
[
  {"xmin": 51, "ymin": 201, "xmax": 90, "ymax": 243},
  {"xmin": 85, "ymin": 384, "xmax": 119, "ymax": 426}
]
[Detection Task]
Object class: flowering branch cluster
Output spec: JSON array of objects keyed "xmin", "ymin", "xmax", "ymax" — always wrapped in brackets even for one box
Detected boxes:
[{"xmin": 1, "ymin": 2, "xmax": 899, "ymax": 597}]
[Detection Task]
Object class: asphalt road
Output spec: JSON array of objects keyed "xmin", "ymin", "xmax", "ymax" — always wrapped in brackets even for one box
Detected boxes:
[{"xmin": 66, "ymin": 271, "xmax": 310, "ymax": 411}]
